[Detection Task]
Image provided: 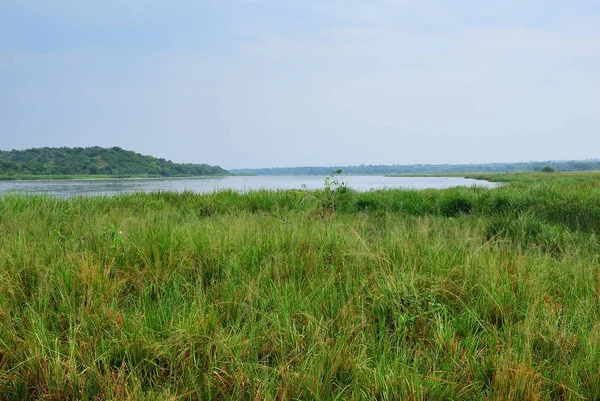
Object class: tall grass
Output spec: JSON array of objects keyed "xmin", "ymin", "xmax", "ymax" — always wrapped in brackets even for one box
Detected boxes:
[{"xmin": 0, "ymin": 173, "xmax": 599, "ymax": 399}]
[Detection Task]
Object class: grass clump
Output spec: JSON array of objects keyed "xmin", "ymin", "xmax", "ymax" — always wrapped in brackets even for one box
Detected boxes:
[
  {"xmin": 1, "ymin": 172, "xmax": 600, "ymax": 399},
  {"xmin": 438, "ymin": 193, "xmax": 473, "ymax": 217}
]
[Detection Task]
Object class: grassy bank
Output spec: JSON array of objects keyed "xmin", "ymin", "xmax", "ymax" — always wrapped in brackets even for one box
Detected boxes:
[{"xmin": 1, "ymin": 173, "xmax": 599, "ymax": 399}]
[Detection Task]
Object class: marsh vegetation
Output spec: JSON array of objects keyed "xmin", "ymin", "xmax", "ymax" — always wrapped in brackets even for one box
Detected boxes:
[{"xmin": 1, "ymin": 172, "xmax": 599, "ymax": 400}]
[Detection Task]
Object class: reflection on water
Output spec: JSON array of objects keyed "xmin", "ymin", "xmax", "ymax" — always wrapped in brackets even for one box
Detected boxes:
[{"xmin": 0, "ymin": 175, "xmax": 500, "ymax": 197}]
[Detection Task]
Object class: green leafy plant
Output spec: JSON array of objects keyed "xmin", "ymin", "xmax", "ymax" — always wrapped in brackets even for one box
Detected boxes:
[
  {"xmin": 323, "ymin": 169, "xmax": 346, "ymax": 192},
  {"xmin": 103, "ymin": 223, "xmax": 124, "ymax": 250},
  {"xmin": 316, "ymin": 169, "xmax": 350, "ymax": 218}
]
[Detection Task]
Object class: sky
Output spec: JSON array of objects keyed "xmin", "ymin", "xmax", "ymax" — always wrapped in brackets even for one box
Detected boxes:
[{"xmin": 2, "ymin": 1, "xmax": 599, "ymax": 169}]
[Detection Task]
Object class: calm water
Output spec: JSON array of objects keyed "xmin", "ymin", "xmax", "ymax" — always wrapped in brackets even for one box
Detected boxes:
[{"xmin": 0, "ymin": 176, "xmax": 499, "ymax": 197}]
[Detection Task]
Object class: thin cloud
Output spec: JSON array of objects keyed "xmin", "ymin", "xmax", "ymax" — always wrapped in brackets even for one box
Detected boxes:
[{"xmin": 1, "ymin": 0, "xmax": 599, "ymax": 168}]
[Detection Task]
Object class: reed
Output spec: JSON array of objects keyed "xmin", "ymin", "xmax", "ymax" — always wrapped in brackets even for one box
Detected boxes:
[{"xmin": 1, "ymin": 172, "xmax": 599, "ymax": 400}]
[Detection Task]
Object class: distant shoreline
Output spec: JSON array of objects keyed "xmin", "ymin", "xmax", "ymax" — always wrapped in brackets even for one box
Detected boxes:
[{"xmin": 0, "ymin": 174, "xmax": 232, "ymax": 182}]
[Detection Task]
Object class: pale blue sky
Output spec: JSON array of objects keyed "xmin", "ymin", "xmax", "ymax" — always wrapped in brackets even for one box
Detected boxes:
[{"xmin": 2, "ymin": 1, "xmax": 599, "ymax": 168}]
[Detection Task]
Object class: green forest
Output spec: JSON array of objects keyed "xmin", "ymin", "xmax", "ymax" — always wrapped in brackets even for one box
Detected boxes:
[
  {"xmin": 0, "ymin": 147, "xmax": 228, "ymax": 178},
  {"xmin": 231, "ymin": 160, "xmax": 600, "ymax": 176}
]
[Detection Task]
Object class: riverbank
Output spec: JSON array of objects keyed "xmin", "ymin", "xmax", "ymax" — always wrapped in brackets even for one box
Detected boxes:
[
  {"xmin": 1, "ymin": 173, "xmax": 599, "ymax": 399},
  {"xmin": 386, "ymin": 170, "xmax": 600, "ymax": 183}
]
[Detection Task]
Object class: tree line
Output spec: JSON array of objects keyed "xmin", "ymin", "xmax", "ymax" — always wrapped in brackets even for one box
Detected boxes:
[
  {"xmin": 0, "ymin": 147, "xmax": 229, "ymax": 177},
  {"xmin": 231, "ymin": 160, "xmax": 600, "ymax": 176}
]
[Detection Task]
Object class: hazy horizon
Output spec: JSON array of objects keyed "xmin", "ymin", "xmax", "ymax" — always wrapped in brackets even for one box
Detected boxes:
[
  {"xmin": 3, "ymin": 1, "xmax": 599, "ymax": 169},
  {"xmin": 4, "ymin": 145, "xmax": 599, "ymax": 171}
]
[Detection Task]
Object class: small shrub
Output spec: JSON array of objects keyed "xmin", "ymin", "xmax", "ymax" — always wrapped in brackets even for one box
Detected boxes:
[{"xmin": 316, "ymin": 169, "xmax": 351, "ymax": 217}]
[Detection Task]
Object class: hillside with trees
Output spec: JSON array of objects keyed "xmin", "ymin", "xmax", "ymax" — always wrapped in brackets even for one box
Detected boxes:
[
  {"xmin": 231, "ymin": 160, "xmax": 600, "ymax": 176},
  {"xmin": 0, "ymin": 147, "xmax": 228, "ymax": 177}
]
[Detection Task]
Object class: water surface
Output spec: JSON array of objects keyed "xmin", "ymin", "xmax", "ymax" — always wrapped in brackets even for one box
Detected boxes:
[{"xmin": 0, "ymin": 175, "xmax": 499, "ymax": 197}]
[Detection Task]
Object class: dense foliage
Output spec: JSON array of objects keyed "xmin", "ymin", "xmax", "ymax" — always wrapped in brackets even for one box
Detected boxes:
[
  {"xmin": 1, "ymin": 172, "xmax": 600, "ymax": 399},
  {"xmin": 0, "ymin": 146, "xmax": 228, "ymax": 177},
  {"xmin": 231, "ymin": 159, "xmax": 600, "ymax": 175}
]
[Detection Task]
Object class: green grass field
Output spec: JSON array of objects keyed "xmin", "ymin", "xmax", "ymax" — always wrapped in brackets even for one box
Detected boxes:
[{"xmin": 1, "ymin": 172, "xmax": 599, "ymax": 400}]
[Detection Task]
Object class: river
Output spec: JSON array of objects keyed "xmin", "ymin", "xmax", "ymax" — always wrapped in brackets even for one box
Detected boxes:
[{"xmin": 0, "ymin": 175, "xmax": 500, "ymax": 197}]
